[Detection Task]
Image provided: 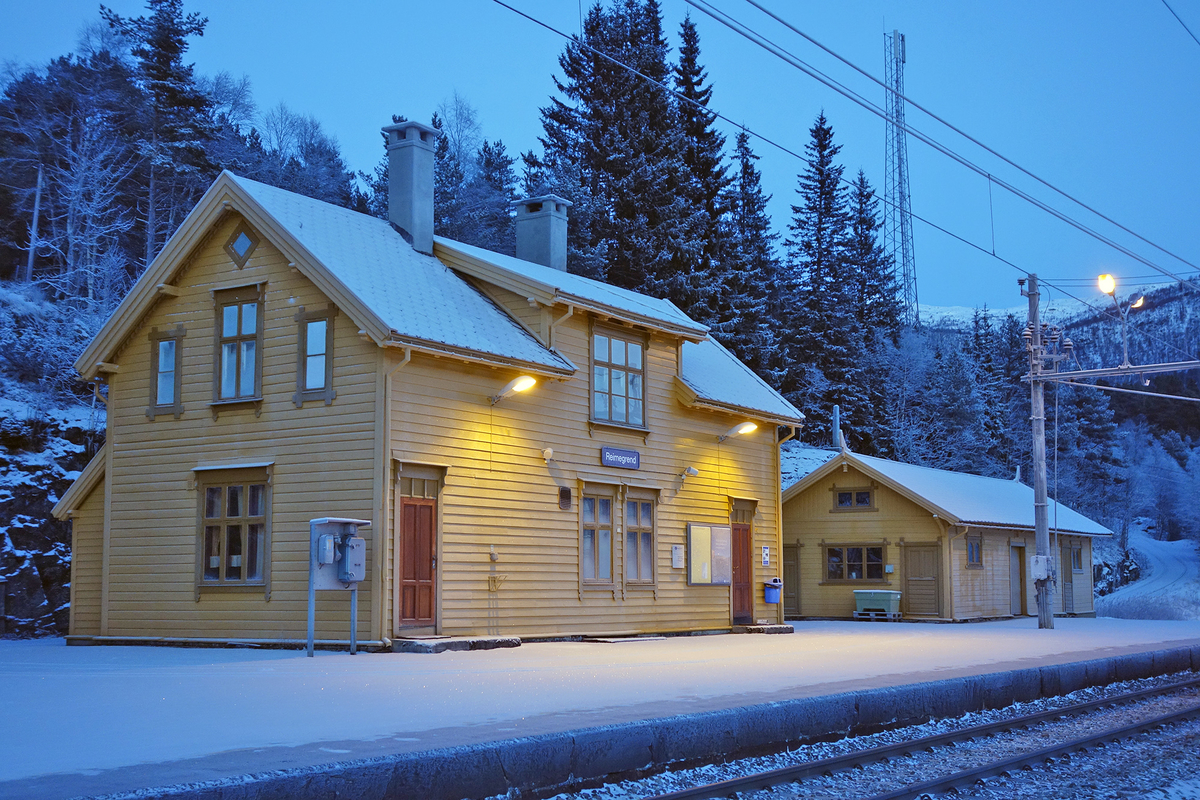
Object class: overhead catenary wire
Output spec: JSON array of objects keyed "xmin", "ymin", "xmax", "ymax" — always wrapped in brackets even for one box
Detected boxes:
[
  {"xmin": 741, "ymin": 0, "xmax": 1200, "ymax": 276},
  {"xmin": 1161, "ymin": 0, "xmax": 1200, "ymax": 49},
  {"xmin": 488, "ymin": 0, "xmax": 1199, "ymax": 364},
  {"xmin": 687, "ymin": 0, "xmax": 1200, "ymax": 295}
]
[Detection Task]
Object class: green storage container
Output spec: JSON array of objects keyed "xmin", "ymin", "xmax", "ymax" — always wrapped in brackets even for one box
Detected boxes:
[{"xmin": 853, "ymin": 590, "xmax": 901, "ymax": 614}]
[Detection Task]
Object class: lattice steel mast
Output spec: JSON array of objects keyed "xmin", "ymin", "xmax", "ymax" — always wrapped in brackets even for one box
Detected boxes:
[{"xmin": 884, "ymin": 30, "xmax": 919, "ymax": 327}]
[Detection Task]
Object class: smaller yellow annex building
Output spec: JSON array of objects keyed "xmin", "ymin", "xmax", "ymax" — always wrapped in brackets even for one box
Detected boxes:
[
  {"xmin": 51, "ymin": 120, "xmax": 806, "ymax": 647},
  {"xmin": 780, "ymin": 444, "xmax": 1111, "ymax": 621}
]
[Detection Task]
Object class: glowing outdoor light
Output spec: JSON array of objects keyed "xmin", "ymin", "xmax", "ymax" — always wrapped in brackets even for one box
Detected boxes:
[
  {"xmin": 490, "ymin": 375, "xmax": 536, "ymax": 405},
  {"xmin": 1098, "ymin": 273, "xmax": 1116, "ymax": 295},
  {"xmin": 1097, "ymin": 274, "xmax": 1144, "ymax": 368},
  {"xmin": 718, "ymin": 421, "xmax": 758, "ymax": 442}
]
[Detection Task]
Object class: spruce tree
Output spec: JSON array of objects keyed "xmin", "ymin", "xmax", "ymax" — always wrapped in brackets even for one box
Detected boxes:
[
  {"xmin": 673, "ymin": 16, "xmax": 727, "ymax": 294},
  {"xmin": 101, "ymin": 0, "xmax": 215, "ymax": 269},
  {"xmin": 537, "ymin": 0, "xmax": 690, "ymax": 300},
  {"xmin": 778, "ymin": 112, "xmax": 865, "ymax": 445},
  {"xmin": 709, "ymin": 130, "xmax": 779, "ymax": 379}
]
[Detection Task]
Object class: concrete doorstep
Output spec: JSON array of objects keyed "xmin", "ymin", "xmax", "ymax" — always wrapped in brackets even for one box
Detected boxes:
[{"xmin": 73, "ymin": 643, "xmax": 1200, "ymax": 800}]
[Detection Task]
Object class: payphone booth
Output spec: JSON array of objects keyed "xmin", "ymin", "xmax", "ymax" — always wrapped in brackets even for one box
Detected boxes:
[{"xmin": 307, "ymin": 517, "xmax": 370, "ymax": 657}]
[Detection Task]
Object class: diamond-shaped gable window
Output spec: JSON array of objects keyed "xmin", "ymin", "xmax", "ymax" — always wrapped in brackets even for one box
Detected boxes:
[{"xmin": 225, "ymin": 223, "xmax": 259, "ymax": 268}]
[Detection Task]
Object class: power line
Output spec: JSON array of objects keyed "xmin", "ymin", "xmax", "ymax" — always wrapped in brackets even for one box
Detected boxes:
[
  {"xmin": 489, "ymin": 0, "xmax": 1200, "ymax": 362},
  {"xmin": 1061, "ymin": 380, "xmax": 1200, "ymax": 404},
  {"xmin": 686, "ymin": 0, "xmax": 1200, "ymax": 295},
  {"xmin": 1161, "ymin": 0, "xmax": 1200, "ymax": 49},
  {"xmin": 742, "ymin": 0, "xmax": 1200, "ymax": 277}
]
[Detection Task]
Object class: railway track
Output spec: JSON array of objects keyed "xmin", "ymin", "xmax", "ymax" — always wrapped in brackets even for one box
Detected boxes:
[{"xmin": 643, "ymin": 675, "xmax": 1200, "ymax": 800}]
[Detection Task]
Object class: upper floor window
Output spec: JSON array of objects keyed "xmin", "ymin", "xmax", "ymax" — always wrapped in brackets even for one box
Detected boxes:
[
  {"xmin": 214, "ymin": 286, "xmax": 263, "ymax": 402},
  {"xmin": 592, "ymin": 331, "xmax": 645, "ymax": 427},
  {"xmin": 224, "ymin": 222, "xmax": 259, "ymax": 268},
  {"xmin": 147, "ymin": 325, "xmax": 185, "ymax": 419},
  {"xmin": 294, "ymin": 306, "xmax": 337, "ymax": 407},
  {"xmin": 833, "ymin": 487, "xmax": 874, "ymax": 512}
]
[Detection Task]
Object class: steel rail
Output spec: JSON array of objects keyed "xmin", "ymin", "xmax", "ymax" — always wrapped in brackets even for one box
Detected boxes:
[
  {"xmin": 863, "ymin": 701, "xmax": 1200, "ymax": 800},
  {"xmin": 646, "ymin": 676, "xmax": 1200, "ymax": 800}
]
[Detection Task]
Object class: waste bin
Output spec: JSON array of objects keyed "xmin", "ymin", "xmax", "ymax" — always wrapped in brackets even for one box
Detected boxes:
[{"xmin": 764, "ymin": 577, "xmax": 783, "ymax": 604}]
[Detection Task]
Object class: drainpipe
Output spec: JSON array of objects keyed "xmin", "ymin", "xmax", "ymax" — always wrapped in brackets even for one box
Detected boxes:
[{"xmin": 378, "ymin": 347, "xmax": 412, "ymax": 647}]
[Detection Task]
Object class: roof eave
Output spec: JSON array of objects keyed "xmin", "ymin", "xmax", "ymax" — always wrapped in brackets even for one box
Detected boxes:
[
  {"xmin": 675, "ymin": 376, "xmax": 804, "ymax": 428},
  {"xmin": 75, "ymin": 172, "xmax": 394, "ymax": 379},
  {"xmin": 51, "ymin": 444, "xmax": 107, "ymax": 520},
  {"xmin": 434, "ymin": 239, "xmax": 707, "ymax": 341},
  {"xmin": 383, "ymin": 337, "xmax": 576, "ymax": 379}
]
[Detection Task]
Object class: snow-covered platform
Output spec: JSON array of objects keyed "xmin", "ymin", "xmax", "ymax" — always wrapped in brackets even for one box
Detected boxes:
[{"xmin": 5, "ymin": 617, "xmax": 1200, "ymax": 800}]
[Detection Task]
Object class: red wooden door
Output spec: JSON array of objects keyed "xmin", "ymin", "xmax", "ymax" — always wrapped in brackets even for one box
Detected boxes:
[
  {"xmin": 731, "ymin": 522, "xmax": 753, "ymax": 624},
  {"xmin": 399, "ymin": 498, "xmax": 436, "ymax": 627}
]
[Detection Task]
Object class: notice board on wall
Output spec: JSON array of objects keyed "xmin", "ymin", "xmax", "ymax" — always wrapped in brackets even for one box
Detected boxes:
[{"xmin": 687, "ymin": 523, "xmax": 732, "ymax": 585}]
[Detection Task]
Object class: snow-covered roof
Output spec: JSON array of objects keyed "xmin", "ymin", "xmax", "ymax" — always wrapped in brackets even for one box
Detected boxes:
[
  {"xmin": 678, "ymin": 338, "xmax": 805, "ymax": 426},
  {"xmin": 433, "ymin": 237, "xmax": 708, "ymax": 339},
  {"xmin": 782, "ymin": 447, "xmax": 1112, "ymax": 537},
  {"xmin": 230, "ymin": 175, "xmax": 574, "ymax": 373},
  {"xmin": 780, "ymin": 442, "xmax": 839, "ymax": 489}
]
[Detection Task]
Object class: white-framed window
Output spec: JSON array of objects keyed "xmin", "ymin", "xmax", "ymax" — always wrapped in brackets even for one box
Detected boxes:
[
  {"xmin": 581, "ymin": 490, "xmax": 614, "ymax": 583},
  {"xmin": 625, "ymin": 496, "xmax": 655, "ymax": 584},
  {"xmin": 591, "ymin": 331, "xmax": 645, "ymax": 427}
]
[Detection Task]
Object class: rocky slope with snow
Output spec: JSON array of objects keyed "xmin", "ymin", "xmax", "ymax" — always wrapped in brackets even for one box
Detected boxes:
[{"xmin": 0, "ymin": 388, "xmax": 101, "ymax": 635}]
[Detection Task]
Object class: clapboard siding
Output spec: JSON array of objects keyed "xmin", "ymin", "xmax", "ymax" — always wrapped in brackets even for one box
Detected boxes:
[
  {"xmin": 68, "ymin": 478, "xmax": 105, "ymax": 636},
  {"xmin": 100, "ymin": 214, "xmax": 381, "ymax": 641},
  {"xmin": 783, "ymin": 464, "xmax": 942, "ymax": 619},
  {"xmin": 786, "ymin": 461, "xmax": 1104, "ymax": 621},
  {"xmin": 387, "ymin": 304, "xmax": 781, "ymax": 637}
]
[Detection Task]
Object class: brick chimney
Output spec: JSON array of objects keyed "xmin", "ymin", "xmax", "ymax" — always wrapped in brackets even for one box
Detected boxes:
[
  {"xmin": 514, "ymin": 195, "xmax": 571, "ymax": 271},
  {"xmin": 382, "ymin": 120, "xmax": 439, "ymax": 255}
]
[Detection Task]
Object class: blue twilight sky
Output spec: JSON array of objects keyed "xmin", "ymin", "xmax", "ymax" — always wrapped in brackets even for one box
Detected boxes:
[{"xmin": 3, "ymin": 0, "xmax": 1199, "ymax": 312}]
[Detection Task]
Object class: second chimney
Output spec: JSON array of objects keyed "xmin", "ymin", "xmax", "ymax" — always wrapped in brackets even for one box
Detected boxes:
[
  {"xmin": 514, "ymin": 195, "xmax": 571, "ymax": 271},
  {"xmin": 382, "ymin": 120, "xmax": 438, "ymax": 255}
]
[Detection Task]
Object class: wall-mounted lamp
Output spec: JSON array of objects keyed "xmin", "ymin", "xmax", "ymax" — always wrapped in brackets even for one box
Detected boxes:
[
  {"xmin": 680, "ymin": 466, "xmax": 700, "ymax": 480},
  {"xmin": 490, "ymin": 375, "xmax": 536, "ymax": 405},
  {"xmin": 540, "ymin": 448, "xmax": 554, "ymax": 463},
  {"xmin": 490, "ymin": 545, "xmax": 500, "ymax": 562},
  {"xmin": 718, "ymin": 421, "xmax": 758, "ymax": 442}
]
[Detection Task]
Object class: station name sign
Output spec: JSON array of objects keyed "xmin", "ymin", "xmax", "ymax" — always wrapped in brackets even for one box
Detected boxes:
[{"xmin": 601, "ymin": 446, "xmax": 640, "ymax": 470}]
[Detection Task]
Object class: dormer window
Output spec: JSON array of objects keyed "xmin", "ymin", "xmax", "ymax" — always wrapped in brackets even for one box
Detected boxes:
[
  {"xmin": 591, "ymin": 330, "xmax": 646, "ymax": 428},
  {"xmin": 224, "ymin": 223, "xmax": 259, "ymax": 268}
]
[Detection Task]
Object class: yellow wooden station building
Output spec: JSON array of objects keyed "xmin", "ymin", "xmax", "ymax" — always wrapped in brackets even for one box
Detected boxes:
[
  {"xmin": 780, "ymin": 444, "xmax": 1110, "ymax": 621},
  {"xmin": 52, "ymin": 120, "xmax": 805, "ymax": 648}
]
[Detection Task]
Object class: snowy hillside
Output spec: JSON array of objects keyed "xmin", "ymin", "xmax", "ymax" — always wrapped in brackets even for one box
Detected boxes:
[
  {"xmin": 1097, "ymin": 521, "xmax": 1200, "ymax": 621},
  {"xmin": 0, "ymin": 380, "xmax": 101, "ymax": 635}
]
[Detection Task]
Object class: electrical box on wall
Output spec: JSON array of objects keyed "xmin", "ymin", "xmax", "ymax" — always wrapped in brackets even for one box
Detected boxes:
[
  {"xmin": 338, "ymin": 536, "xmax": 366, "ymax": 583},
  {"xmin": 1030, "ymin": 555, "xmax": 1051, "ymax": 581}
]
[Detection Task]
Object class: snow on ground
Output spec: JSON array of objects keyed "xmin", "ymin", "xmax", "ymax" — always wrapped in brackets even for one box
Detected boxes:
[
  {"xmin": 4, "ymin": 617, "xmax": 1200, "ymax": 785},
  {"xmin": 1097, "ymin": 526, "xmax": 1200, "ymax": 620}
]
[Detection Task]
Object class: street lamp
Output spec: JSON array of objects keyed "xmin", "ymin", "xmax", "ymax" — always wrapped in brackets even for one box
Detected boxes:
[
  {"xmin": 490, "ymin": 375, "xmax": 536, "ymax": 405},
  {"xmin": 1098, "ymin": 274, "xmax": 1144, "ymax": 368},
  {"xmin": 718, "ymin": 422, "xmax": 758, "ymax": 443}
]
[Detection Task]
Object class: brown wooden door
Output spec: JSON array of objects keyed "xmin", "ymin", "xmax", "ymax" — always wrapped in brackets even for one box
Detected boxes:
[
  {"xmin": 783, "ymin": 544, "xmax": 800, "ymax": 618},
  {"xmin": 904, "ymin": 545, "xmax": 941, "ymax": 617},
  {"xmin": 399, "ymin": 498, "xmax": 436, "ymax": 627},
  {"xmin": 731, "ymin": 523, "xmax": 753, "ymax": 624}
]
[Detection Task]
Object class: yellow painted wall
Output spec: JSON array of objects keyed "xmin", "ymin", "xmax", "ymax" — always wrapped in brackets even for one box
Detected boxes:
[
  {"xmin": 781, "ymin": 466, "xmax": 942, "ymax": 619},
  {"xmin": 67, "ymin": 478, "xmax": 105, "ymax": 636},
  {"xmin": 99, "ymin": 214, "xmax": 381, "ymax": 641},
  {"xmin": 386, "ymin": 307, "xmax": 782, "ymax": 637}
]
